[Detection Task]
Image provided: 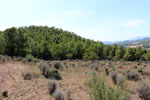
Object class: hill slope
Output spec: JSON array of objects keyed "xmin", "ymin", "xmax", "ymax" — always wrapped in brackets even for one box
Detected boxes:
[
  {"xmin": 0, "ymin": 26, "xmax": 104, "ymax": 60},
  {"xmin": 0, "ymin": 26, "xmax": 150, "ymax": 61}
]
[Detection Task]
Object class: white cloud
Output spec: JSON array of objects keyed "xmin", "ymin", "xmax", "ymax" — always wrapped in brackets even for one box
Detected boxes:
[{"xmin": 122, "ymin": 19, "xmax": 145, "ymax": 27}]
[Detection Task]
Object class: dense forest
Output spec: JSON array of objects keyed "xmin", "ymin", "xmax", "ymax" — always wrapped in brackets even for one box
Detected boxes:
[{"xmin": 0, "ymin": 26, "xmax": 150, "ymax": 61}]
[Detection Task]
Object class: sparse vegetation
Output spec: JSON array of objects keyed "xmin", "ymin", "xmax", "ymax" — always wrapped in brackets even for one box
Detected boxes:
[
  {"xmin": 1, "ymin": 59, "xmax": 150, "ymax": 100},
  {"xmin": 86, "ymin": 75, "xmax": 130, "ymax": 100}
]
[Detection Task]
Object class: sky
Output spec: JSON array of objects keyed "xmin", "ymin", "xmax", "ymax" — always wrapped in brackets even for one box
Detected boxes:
[{"xmin": 0, "ymin": 0, "xmax": 150, "ymax": 42}]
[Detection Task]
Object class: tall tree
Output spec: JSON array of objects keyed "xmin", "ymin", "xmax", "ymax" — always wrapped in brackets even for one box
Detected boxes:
[{"xmin": 115, "ymin": 45, "xmax": 125, "ymax": 60}]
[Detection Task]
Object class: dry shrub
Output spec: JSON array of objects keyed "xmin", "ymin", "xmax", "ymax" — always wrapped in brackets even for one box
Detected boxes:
[
  {"xmin": 126, "ymin": 71, "xmax": 140, "ymax": 81},
  {"xmin": 66, "ymin": 89, "xmax": 72, "ymax": 100},
  {"xmin": 54, "ymin": 62, "xmax": 63, "ymax": 70},
  {"xmin": 117, "ymin": 74, "xmax": 125, "ymax": 85},
  {"xmin": 105, "ymin": 68, "xmax": 109, "ymax": 75},
  {"xmin": 89, "ymin": 63, "xmax": 99, "ymax": 71},
  {"xmin": 111, "ymin": 72, "xmax": 125, "ymax": 85},
  {"xmin": 137, "ymin": 81, "xmax": 150, "ymax": 100},
  {"xmin": 38, "ymin": 62, "xmax": 49, "ymax": 75},
  {"xmin": 53, "ymin": 90, "xmax": 65, "ymax": 100},
  {"xmin": 47, "ymin": 81, "xmax": 71, "ymax": 100},
  {"xmin": 111, "ymin": 71, "xmax": 117, "ymax": 84},
  {"xmin": 0, "ymin": 55, "xmax": 11, "ymax": 63},
  {"xmin": 48, "ymin": 81, "xmax": 57, "ymax": 95},
  {"xmin": 22, "ymin": 66, "xmax": 41, "ymax": 80}
]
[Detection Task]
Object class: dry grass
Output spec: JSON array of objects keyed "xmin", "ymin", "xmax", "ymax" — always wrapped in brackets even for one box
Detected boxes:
[{"xmin": 22, "ymin": 66, "xmax": 41, "ymax": 80}]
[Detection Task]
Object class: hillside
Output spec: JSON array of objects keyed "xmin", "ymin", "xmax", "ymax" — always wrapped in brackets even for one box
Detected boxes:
[
  {"xmin": 0, "ymin": 26, "xmax": 150, "ymax": 61},
  {"xmin": 0, "ymin": 26, "xmax": 99, "ymax": 60}
]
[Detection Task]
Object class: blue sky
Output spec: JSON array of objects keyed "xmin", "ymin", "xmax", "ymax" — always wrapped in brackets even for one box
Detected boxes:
[{"xmin": 0, "ymin": 0, "xmax": 150, "ymax": 42}]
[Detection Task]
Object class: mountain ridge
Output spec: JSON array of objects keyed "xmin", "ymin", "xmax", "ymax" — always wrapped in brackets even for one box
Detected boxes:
[{"xmin": 103, "ymin": 36, "xmax": 150, "ymax": 48}]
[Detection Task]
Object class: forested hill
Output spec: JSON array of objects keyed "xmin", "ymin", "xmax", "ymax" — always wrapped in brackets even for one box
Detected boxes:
[
  {"xmin": 0, "ymin": 26, "xmax": 102, "ymax": 60},
  {"xmin": 0, "ymin": 26, "xmax": 150, "ymax": 61}
]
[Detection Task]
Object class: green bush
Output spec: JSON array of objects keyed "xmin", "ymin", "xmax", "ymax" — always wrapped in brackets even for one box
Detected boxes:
[
  {"xmin": 136, "ymin": 68, "xmax": 143, "ymax": 73},
  {"xmin": 86, "ymin": 75, "xmax": 130, "ymax": 100},
  {"xmin": 133, "ymin": 65, "xmax": 137, "ymax": 69},
  {"xmin": 112, "ymin": 66, "xmax": 116, "ymax": 71},
  {"xmin": 25, "ymin": 54, "xmax": 34, "ymax": 62},
  {"xmin": 46, "ymin": 70, "xmax": 62, "ymax": 80},
  {"xmin": 0, "ymin": 94, "xmax": 2, "ymax": 100}
]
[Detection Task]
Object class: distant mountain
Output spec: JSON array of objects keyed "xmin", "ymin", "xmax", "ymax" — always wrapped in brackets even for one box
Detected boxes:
[
  {"xmin": 103, "ymin": 36, "xmax": 150, "ymax": 49},
  {"xmin": 130, "ymin": 36, "xmax": 150, "ymax": 40},
  {"xmin": 116, "ymin": 37, "xmax": 150, "ymax": 48},
  {"xmin": 103, "ymin": 41, "xmax": 113, "ymax": 44}
]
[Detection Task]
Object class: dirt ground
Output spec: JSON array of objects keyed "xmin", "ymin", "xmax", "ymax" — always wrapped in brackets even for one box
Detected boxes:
[
  {"xmin": 0, "ymin": 60, "xmax": 149, "ymax": 100},
  {"xmin": 0, "ymin": 62, "xmax": 91, "ymax": 100}
]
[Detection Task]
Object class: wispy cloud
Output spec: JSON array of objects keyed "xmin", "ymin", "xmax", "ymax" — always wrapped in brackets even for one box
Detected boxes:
[{"xmin": 122, "ymin": 19, "xmax": 145, "ymax": 27}]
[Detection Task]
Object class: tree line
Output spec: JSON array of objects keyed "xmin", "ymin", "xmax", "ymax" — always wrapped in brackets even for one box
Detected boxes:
[{"xmin": 0, "ymin": 26, "xmax": 150, "ymax": 61}]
